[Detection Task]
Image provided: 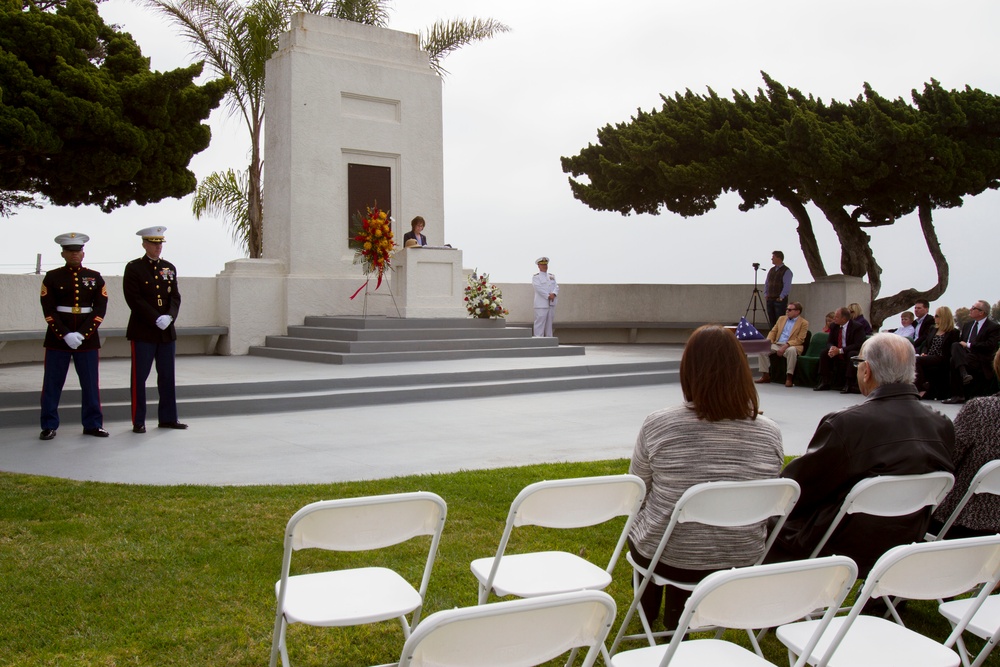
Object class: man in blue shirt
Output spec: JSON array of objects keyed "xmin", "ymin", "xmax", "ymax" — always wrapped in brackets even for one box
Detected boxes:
[{"xmin": 756, "ymin": 302, "xmax": 809, "ymax": 387}]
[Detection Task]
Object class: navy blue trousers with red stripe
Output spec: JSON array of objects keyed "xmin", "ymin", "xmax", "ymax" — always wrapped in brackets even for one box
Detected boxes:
[
  {"xmin": 40, "ymin": 348, "xmax": 102, "ymax": 430},
  {"xmin": 130, "ymin": 340, "xmax": 178, "ymax": 427}
]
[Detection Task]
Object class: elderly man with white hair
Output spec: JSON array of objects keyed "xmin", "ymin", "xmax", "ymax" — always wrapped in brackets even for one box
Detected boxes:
[{"xmin": 766, "ymin": 333, "xmax": 955, "ymax": 576}]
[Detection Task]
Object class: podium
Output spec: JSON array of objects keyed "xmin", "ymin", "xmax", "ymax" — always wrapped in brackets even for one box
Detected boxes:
[{"xmin": 394, "ymin": 247, "xmax": 466, "ymax": 318}]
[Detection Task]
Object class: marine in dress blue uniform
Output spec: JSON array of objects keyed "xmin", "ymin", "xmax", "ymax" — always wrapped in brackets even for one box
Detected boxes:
[
  {"xmin": 39, "ymin": 233, "xmax": 109, "ymax": 440},
  {"xmin": 123, "ymin": 226, "xmax": 187, "ymax": 433}
]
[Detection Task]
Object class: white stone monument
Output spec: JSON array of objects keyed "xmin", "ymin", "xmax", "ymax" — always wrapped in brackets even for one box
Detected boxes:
[{"xmin": 219, "ymin": 13, "xmax": 464, "ymax": 352}]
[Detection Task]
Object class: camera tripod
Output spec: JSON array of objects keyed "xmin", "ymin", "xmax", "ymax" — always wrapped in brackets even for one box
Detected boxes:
[{"xmin": 745, "ymin": 263, "xmax": 768, "ymax": 331}]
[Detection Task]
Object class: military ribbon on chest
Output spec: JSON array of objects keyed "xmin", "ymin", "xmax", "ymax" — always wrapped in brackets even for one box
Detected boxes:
[
  {"xmin": 81, "ymin": 277, "xmax": 96, "ymax": 288},
  {"xmin": 158, "ymin": 267, "xmax": 175, "ymax": 281}
]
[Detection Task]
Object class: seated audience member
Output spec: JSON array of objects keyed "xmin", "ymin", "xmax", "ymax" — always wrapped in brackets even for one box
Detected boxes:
[
  {"xmin": 755, "ymin": 301, "xmax": 809, "ymax": 387},
  {"xmin": 848, "ymin": 302, "xmax": 873, "ymax": 336},
  {"xmin": 768, "ymin": 334, "xmax": 954, "ymax": 576},
  {"xmin": 943, "ymin": 300, "xmax": 1000, "ymax": 404},
  {"xmin": 822, "ymin": 311, "xmax": 835, "ymax": 333},
  {"xmin": 815, "ymin": 307, "xmax": 865, "ymax": 393},
  {"xmin": 912, "ymin": 300, "xmax": 936, "ymax": 350},
  {"xmin": 915, "ymin": 306, "xmax": 960, "ymax": 400},
  {"xmin": 930, "ymin": 348, "xmax": 1000, "ymax": 538},
  {"xmin": 402, "ymin": 216, "xmax": 428, "ymax": 247},
  {"xmin": 627, "ymin": 325, "xmax": 783, "ymax": 627},
  {"xmin": 889, "ymin": 311, "xmax": 915, "ymax": 340}
]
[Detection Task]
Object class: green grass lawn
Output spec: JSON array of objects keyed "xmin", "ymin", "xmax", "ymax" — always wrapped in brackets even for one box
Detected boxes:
[{"xmin": 1, "ymin": 461, "xmax": 996, "ymax": 666}]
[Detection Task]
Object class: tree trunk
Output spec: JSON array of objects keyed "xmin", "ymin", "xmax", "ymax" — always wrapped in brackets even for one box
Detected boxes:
[
  {"xmin": 247, "ymin": 119, "xmax": 264, "ymax": 258},
  {"xmin": 776, "ymin": 192, "xmax": 827, "ymax": 279},
  {"xmin": 810, "ymin": 197, "xmax": 872, "ymax": 278},
  {"xmin": 868, "ymin": 200, "xmax": 949, "ymax": 328}
]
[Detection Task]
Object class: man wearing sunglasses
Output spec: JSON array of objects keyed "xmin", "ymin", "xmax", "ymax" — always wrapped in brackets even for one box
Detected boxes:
[{"xmin": 942, "ymin": 300, "xmax": 1000, "ymax": 404}]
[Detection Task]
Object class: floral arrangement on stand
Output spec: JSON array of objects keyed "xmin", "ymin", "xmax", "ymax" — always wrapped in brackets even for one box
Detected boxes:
[
  {"xmin": 350, "ymin": 205, "xmax": 395, "ymax": 300},
  {"xmin": 464, "ymin": 270, "xmax": 509, "ymax": 319}
]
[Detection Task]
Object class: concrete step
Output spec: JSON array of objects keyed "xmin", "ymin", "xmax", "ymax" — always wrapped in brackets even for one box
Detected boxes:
[
  {"xmin": 303, "ymin": 316, "xmax": 508, "ymax": 330},
  {"xmin": 0, "ymin": 360, "xmax": 679, "ymax": 427},
  {"xmin": 262, "ymin": 315, "xmax": 569, "ymax": 364},
  {"xmin": 286, "ymin": 325, "xmax": 533, "ymax": 341},
  {"xmin": 247, "ymin": 343, "xmax": 585, "ymax": 364},
  {"xmin": 263, "ymin": 335, "xmax": 559, "ymax": 354}
]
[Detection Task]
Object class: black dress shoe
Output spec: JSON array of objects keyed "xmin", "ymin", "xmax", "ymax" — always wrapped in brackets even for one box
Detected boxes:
[
  {"xmin": 39, "ymin": 429, "xmax": 57, "ymax": 441},
  {"xmin": 962, "ymin": 373, "xmax": 974, "ymax": 386},
  {"xmin": 133, "ymin": 424, "xmax": 146, "ymax": 434},
  {"xmin": 941, "ymin": 397, "xmax": 966, "ymax": 404},
  {"xmin": 814, "ymin": 383, "xmax": 831, "ymax": 392},
  {"xmin": 158, "ymin": 421, "xmax": 189, "ymax": 430},
  {"xmin": 83, "ymin": 427, "xmax": 110, "ymax": 437}
]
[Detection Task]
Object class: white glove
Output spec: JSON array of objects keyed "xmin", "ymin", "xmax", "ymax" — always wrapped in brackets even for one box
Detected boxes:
[
  {"xmin": 64, "ymin": 332, "xmax": 84, "ymax": 349},
  {"xmin": 155, "ymin": 315, "xmax": 173, "ymax": 330}
]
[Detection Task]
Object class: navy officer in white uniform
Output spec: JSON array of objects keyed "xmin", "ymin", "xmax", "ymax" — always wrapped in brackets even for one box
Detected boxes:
[{"xmin": 532, "ymin": 256, "xmax": 559, "ymax": 337}]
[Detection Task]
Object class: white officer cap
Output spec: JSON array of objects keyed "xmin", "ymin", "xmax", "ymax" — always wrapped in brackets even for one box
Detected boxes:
[
  {"xmin": 535, "ymin": 256, "xmax": 550, "ymax": 264},
  {"xmin": 54, "ymin": 232, "xmax": 89, "ymax": 250},
  {"xmin": 137, "ymin": 226, "xmax": 167, "ymax": 242}
]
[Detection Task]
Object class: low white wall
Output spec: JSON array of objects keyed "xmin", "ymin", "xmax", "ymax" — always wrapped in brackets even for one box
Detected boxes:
[
  {"xmin": 0, "ymin": 271, "xmax": 870, "ymax": 363},
  {"xmin": 497, "ymin": 276, "xmax": 869, "ymax": 333}
]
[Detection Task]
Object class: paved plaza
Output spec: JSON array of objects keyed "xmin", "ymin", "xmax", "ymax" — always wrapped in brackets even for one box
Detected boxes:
[{"xmin": 0, "ymin": 345, "xmax": 963, "ymax": 485}]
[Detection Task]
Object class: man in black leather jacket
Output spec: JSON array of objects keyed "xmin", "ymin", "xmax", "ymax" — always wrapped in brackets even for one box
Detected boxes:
[{"xmin": 768, "ymin": 333, "xmax": 955, "ymax": 576}]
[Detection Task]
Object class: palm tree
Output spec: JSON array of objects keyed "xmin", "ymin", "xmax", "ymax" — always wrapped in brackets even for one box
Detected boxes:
[{"xmin": 145, "ymin": 0, "xmax": 508, "ymax": 257}]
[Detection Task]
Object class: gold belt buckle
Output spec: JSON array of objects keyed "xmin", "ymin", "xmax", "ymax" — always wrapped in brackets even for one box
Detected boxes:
[{"xmin": 72, "ymin": 306, "xmax": 81, "ymax": 314}]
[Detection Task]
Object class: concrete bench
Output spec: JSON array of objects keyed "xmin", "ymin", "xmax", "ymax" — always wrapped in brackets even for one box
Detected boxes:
[
  {"xmin": 0, "ymin": 326, "xmax": 228, "ymax": 355},
  {"xmin": 508, "ymin": 321, "xmax": 732, "ymax": 344}
]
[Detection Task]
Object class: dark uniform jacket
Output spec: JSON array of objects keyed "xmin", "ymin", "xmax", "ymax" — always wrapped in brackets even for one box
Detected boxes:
[
  {"xmin": 123, "ymin": 256, "xmax": 181, "ymax": 343},
  {"xmin": 40, "ymin": 265, "xmax": 108, "ymax": 351},
  {"xmin": 776, "ymin": 383, "xmax": 955, "ymax": 575}
]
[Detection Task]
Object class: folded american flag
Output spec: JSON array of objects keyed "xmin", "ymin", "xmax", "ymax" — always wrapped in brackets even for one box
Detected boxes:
[{"xmin": 734, "ymin": 317, "xmax": 765, "ymax": 340}]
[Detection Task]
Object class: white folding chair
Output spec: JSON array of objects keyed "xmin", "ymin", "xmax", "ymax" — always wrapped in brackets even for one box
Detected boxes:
[
  {"xmin": 777, "ymin": 534, "xmax": 1000, "ymax": 667},
  {"xmin": 927, "ymin": 462, "xmax": 1000, "ymax": 667},
  {"xmin": 269, "ymin": 492, "xmax": 447, "ymax": 667},
  {"xmin": 398, "ymin": 590, "xmax": 617, "ymax": 667},
  {"xmin": 471, "ymin": 475, "xmax": 646, "ymax": 603},
  {"xmin": 808, "ymin": 472, "xmax": 955, "ymax": 558},
  {"xmin": 609, "ymin": 478, "xmax": 801, "ymax": 653},
  {"xmin": 608, "ymin": 556, "xmax": 857, "ymax": 667},
  {"xmin": 927, "ymin": 460, "xmax": 1000, "ymax": 541},
  {"xmin": 939, "ymin": 590, "xmax": 1000, "ymax": 667}
]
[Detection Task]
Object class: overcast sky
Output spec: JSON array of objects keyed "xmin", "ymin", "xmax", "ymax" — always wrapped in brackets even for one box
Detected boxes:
[{"xmin": 4, "ymin": 0, "xmax": 998, "ymax": 320}]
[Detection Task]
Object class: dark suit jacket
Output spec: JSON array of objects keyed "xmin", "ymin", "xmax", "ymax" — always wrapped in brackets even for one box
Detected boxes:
[
  {"xmin": 918, "ymin": 327, "xmax": 959, "ymax": 358},
  {"xmin": 960, "ymin": 318, "xmax": 1000, "ymax": 366},
  {"xmin": 825, "ymin": 319, "xmax": 865, "ymax": 359},
  {"xmin": 912, "ymin": 316, "xmax": 936, "ymax": 350}
]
